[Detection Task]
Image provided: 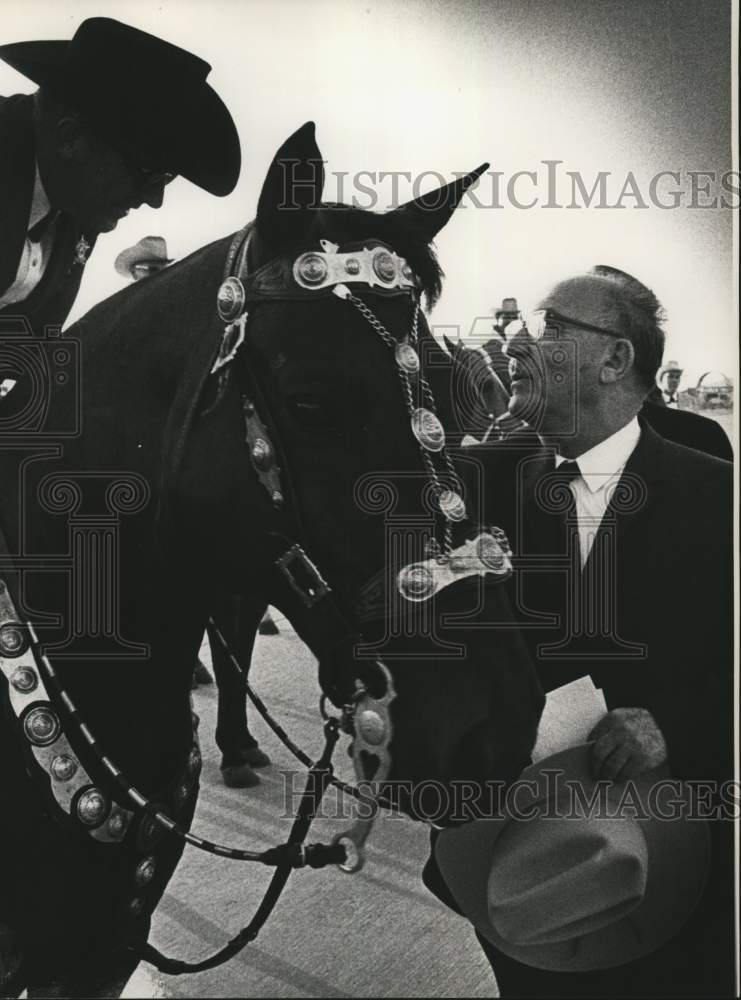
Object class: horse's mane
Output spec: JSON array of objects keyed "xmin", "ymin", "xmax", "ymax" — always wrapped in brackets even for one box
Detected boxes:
[{"xmin": 313, "ymin": 203, "xmax": 444, "ymax": 308}]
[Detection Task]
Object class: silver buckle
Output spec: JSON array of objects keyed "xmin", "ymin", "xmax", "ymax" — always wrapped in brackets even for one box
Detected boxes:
[{"xmin": 276, "ymin": 544, "xmax": 331, "ymax": 607}]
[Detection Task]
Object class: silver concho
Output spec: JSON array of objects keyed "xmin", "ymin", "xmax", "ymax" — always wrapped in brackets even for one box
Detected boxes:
[
  {"xmin": 51, "ymin": 754, "xmax": 78, "ymax": 782},
  {"xmin": 395, "ymin": 342, "xmax": 420, "ymax": 374},
  {"xmin": 10, "ymin": 666, "xmax": 37, "ymax": 693},
  {"xmin": 296, "ymin": 253, "xmax": 328, "ymax": 287},
  {"xmin": 76, "ymin": 787, "xmax": 110, "ymax": 827},
  {"xmin": 356, "ymin": 709, "xmax": 386, "ymax": 746},
  {"xmin": 107, "ymin": 810, "xmax": 128, "ymax": 839},
  {"xmin": 345, "ymin": 257, "xmax": 361, "ymax": 275},
  {"xmin": 251, "ymin": 438, "xmax": 273, "ymax": 470},
  {"xmin": 476, "ymin": 533, "xmax": 506, "ymax": 571},
  {"xmin": 0, "ymin": 623, "xmax": 27, "ymax": 657},
  {"xmin": 411, "ymin": 408, "xmax": 445, "ymax": 452},
  {"xmin": 397, "ymin": 564, "xmax": 435, "ymax": 602},
  {"xmin": 216, "ymin": 276, "xmax": 246, "ymax": 321},
  {"xmin": 135, "ymin": 857, "xmax": 157, "ymax": 887},
  {"xmin": 438, "ymin": 489, "xmax": 467, "ymax": 522},
  {"xmin": 373, "ymin": 249, "xmax": 397, "ymax": 283},
  {"xmin": 23, "ymin": 706, "xmax": 61, "ymax": 747}
]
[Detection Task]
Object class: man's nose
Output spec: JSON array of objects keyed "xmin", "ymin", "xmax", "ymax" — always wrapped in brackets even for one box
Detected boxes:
[{"xmin": 141, "ymin": 180, "xmax": 166, "ymax": 209}]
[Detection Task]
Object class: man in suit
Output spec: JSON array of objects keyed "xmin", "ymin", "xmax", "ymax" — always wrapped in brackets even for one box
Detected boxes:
[
  {"xmin": 656, "ymin": 359, "xmax": 683, "ymax": 407},
  {"xmin": 426, "ymin": 265, "xmax": 734, "ymax": 996},
  {"xmin": 1, "ymin": 16, "xmax": 240, "ymax": 337}
]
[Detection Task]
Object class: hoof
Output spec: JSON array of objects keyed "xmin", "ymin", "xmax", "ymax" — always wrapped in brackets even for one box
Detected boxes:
[
  {"xmin": 240, "ymin": 746, "xmax": 271, "ymax": 768},
  {"xmin": 221, "ymin": 763, "xmax": 260, "ymax": 788}
]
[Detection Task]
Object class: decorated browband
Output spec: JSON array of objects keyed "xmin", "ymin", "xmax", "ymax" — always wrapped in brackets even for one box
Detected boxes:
[
  {"xmin": 292, "ymin": 240, "xmax": 418, "ymax": 294},
  {"xmin": 212, "ymin": 238, "xmax": 419, "ymax": 374}
]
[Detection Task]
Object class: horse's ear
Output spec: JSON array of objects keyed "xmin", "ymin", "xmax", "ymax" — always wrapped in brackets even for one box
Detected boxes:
[
  {"xmin": 256, "ymin": 121, "xmax": 325, "ymax": 251},
  {"xmin": 388, "ymin": 163, "xmax": 489, "ymax": 242},
  {"xmin": 442, "ymin": 333, "xmax": 458, "ymax": 357}
]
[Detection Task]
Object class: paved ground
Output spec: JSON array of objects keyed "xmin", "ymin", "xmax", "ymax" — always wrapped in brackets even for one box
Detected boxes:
[{"xmin": 123, "ymin": 617, "xmax": 498, "ymax": 999}]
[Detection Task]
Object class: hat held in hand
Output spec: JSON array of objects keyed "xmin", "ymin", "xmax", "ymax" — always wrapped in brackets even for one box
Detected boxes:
[{"xmin": 435, "ymin": 743, "xmax": 709, "ymax": 972}]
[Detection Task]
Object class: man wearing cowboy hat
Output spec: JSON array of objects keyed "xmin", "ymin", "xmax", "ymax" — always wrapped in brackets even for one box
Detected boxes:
[
  {"xmin": 425, "ymin": 265, "xmax": 734, "ymax": 996},
  {"xmin": 656, "ymin": 360, "xmax": 683, "ymax": 407},
  {"xmin": 114, "ymin": 235, "xmax": 174, "ymax": 282},
  {"xmin": 0, "ymin": 17, "xmax": 240, "ymax": 336}
]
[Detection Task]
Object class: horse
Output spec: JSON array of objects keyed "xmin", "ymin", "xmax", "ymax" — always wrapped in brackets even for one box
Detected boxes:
[{"xmin": 0, "ymin": 122, "xmax": 544, "ymax": 998}]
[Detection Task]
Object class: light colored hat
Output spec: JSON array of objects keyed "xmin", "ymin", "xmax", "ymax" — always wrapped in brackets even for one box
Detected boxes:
[
  {"xmin": 657, "ymin": 360, "xmax": 683, "ymax": 380},
  {"xmin": 114, "ymin": 236, "xmax": 173, "ymax": 280},
  {"xmin": 435, "ymin": 744, "xmax": 709, "ymax": 972}
]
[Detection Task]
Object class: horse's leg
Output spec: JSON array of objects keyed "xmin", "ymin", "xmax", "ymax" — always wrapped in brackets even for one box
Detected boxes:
[{"xmin": 207, "ymin": 593, "xmax": 269, "ymax": 784}]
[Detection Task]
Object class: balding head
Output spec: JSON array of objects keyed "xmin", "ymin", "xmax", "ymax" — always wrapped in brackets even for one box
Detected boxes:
[
  {"xmin": 589, "ymin": 266, "xmax": 665, "ymax": 388},
  {"xmin": 504, "ymin": 266, "xmax": 666, "ymax": 454}
]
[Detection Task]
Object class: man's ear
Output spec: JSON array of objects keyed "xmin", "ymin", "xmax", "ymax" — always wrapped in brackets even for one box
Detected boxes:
[
  {"xmin": 600, "ymin": 338, "xmax": 635, "ymax": 383},
  {"xmin": 55, "ymin": 116, "xmax": 89, "ymax": 161}
]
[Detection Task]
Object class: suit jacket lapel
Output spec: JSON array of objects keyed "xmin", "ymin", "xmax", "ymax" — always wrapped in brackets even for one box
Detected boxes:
[{"xmin": 582, "ymin": 419, "xmax": 666, "ymax": 575}]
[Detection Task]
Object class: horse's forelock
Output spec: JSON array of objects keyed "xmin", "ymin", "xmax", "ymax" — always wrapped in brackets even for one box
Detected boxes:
[{"xmin": 251, "ymin": 204, "xmax": 444, "ymax": 308}]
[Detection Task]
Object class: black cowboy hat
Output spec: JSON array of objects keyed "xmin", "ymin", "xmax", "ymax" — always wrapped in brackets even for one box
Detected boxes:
[{"xmin": 0, "ymin": 17, "xmax": 240, "ymax": 196}]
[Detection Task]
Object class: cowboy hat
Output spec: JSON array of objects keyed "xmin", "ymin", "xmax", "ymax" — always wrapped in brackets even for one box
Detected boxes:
[
  {"xmin": 0, "ymin": 17, "xmax": 240, "ymax": 196},
  {"xmin": 435, "ymin": 743, "xmax": 709, "ymax": 972},
  {"xmin": 494, "ymin": 296, "xmax": 519, "ymax": 318},
  {"xmin": 114, "ymin": 236, "xmax": 173, "ymax": 280},
  {"xmin": 657, "ymin": 360, "xmax": 683, "ymax": 380}
]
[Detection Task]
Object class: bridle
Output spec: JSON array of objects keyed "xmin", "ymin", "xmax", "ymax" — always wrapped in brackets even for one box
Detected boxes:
[{"xmin": 0, "ymin": 221, "xmax": 515, "ymax": 976}]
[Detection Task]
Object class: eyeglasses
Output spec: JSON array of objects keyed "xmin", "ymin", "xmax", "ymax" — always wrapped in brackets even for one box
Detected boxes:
[
  {"xmin": 506, "ymin": 308, "xmax": 622, "ymax": 342},
  {"xmin": 119, "ymin": 147, "xmax": 176, "ymax": 191},
  {"xmin": 106, "ymin": 132, "xmax": 176, "ymax": 190}
]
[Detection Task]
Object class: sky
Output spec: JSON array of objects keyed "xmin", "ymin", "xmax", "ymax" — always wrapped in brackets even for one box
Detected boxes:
[{"xmin": 2, "ymin": 0, "xmax": 737, "ymax": 386}]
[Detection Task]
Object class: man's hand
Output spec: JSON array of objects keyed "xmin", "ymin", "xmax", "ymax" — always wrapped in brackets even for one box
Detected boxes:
[{"xmin": 588, "ymin": 708, "xmax": 668, "ymax": 780}]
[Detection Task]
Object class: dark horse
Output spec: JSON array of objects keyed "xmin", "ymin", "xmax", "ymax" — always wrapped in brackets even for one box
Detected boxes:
[{"xmin": 0, "ymin": 124, "xmax": 544, "ymax": 997}]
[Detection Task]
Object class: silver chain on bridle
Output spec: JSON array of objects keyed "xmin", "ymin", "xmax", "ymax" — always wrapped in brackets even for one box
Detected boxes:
[{"xmin": 336, "ymin": 286, "xmax": 463, "ymax": 562}]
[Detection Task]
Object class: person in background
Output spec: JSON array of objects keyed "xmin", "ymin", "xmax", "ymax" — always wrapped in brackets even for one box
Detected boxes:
[
  {"xmin": 656, "ymin": 359, "xmax": 683, "ymax": 407},
  {"xmin": 113, "ymin": 235, "xmax": 173, "ymax": 282}
]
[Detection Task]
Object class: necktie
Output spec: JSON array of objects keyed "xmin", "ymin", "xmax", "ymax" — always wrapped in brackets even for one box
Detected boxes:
[{"xmin": 557, "ymin": 459, "xmax": 581, "ymax": 483}]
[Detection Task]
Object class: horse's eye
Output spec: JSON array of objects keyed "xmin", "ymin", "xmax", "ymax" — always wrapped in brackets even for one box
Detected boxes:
[{"xmin": 287, "ymin": 394, "xmax": 336, "ymax": 428}]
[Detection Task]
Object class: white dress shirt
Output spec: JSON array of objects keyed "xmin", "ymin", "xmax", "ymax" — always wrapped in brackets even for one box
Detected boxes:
[
  {"xmin": 663, "ymin": 391, "xmax": 678, "ymax": 409},
  {"xmin": 555, "ymin": 416, "xmax": 641, "ymax": 568},
  {"xmin": 0, "ymin": 164, "xmax": 57, "ymax": 308}
]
